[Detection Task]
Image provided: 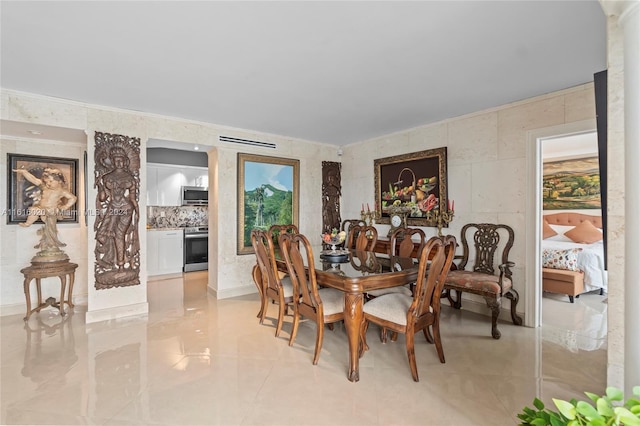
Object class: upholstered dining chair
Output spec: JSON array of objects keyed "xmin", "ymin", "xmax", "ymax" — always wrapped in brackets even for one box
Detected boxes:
[
  {"xmin": 248, "ymin": 224, "xmax": 298, "ymax": 319},
  {"xmin": 359, "ymin": 235, "xmax": 456, "ymax": 382},
  {"xmin": 251, "ymin": 229, "xmax": 295, "ymax": 337},
  {"xmin": 279, "ymin": 232, "xmax": 344, "ymax": 365},
  {"xmin": 442, "ymin": 223, "xmax": 523, "ymax": 339},
  {"xmin": 346, "ymin": 225, "xmax": 378, "ymax": 251},
  {"xmin": 366, "ymin": 227, "xmax": 426, "ymax": 299}
]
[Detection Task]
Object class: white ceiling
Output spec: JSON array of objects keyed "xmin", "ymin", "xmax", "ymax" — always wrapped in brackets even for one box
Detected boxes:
[{"xmin": 0, "ymin": 1, "xmax": 606, "ymax": 146}]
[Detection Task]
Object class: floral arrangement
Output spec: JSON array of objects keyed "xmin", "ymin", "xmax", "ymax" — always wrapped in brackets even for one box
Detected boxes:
[{"xmin": 322, "ymin": 228, "xmax": 346, "ymax": 245}]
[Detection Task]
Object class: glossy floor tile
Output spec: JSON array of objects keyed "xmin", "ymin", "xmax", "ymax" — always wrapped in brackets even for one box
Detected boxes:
[{"xmin": 1, "ymin": 273, "xmax": 607, "ymax": 425}]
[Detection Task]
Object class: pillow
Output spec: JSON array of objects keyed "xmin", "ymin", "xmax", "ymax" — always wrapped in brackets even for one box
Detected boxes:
[
  {"xmin": 542, "ymin": 248, "xmax": 582, "ymax": 271},
  {"xmin": 548, "ymin": 224, "xmax": 575, "ymax": 235},
  {"xmin": 565, "ymin": 220, "xmax": 603, "ymax": 244},
  {"xmin": 542, "ymin": 220, "xmax": 557, "ymax": 239}
]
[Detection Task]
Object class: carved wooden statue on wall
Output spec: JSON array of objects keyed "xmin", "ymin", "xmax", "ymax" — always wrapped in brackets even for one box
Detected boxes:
[
  {"xmin": 94, "ymin": 132, "xmax": 140, "ymax": 289},
  {"xmin": 322, "ymin": 161, "xmax": 342, "ymax": 233}
]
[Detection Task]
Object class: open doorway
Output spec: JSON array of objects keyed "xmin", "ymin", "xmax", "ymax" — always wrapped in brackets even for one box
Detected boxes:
[{"xmin": 539, "ymin": 131, "xmax": 607, "ymax": 353}]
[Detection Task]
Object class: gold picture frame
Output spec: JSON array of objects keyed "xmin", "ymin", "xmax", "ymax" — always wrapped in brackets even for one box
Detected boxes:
[
  {"xmin": 374, "ymin": 147, "xmax": 448, "ymax": 227},
  {"xmin": 237, "ymin": 153, "xmax": 300, "ymax": 255}
]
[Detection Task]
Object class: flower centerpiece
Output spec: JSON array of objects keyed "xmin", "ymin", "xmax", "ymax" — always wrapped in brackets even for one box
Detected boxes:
[{"xmin": 322, "ymin": 228, "xmax": 346, "ymax": 252}]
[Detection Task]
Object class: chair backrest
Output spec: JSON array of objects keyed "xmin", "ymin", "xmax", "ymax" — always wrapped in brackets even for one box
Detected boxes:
[
  {"xmin": 341, "ymin": 219, "xmax": 366, "ymax": 233},
  {"xmin": 457, "ymin": 223, "xmax": 514, "ymax": 279},
  {"xmin": 251, "ymin": 229, "xmax": 282, "ymax": 294},
  {"xmin": 412, "ymin": 235, "xmax": 457, "ymax": 318},
  {"xmin": 267, "ymin": 224, "xmax": 299, "ymax": 247},
  {"xmin": 350, "ymin": 250, "xmax": 381, "ymax": 274},
  {"xmin": 346, "ymin": 225, "xmax": 378, "ymax": 251},
  {"xmin": 389, "ymin": 227, "xmax": 426, "ymax": 258},
  {"xmin": 279, "ymin": 232, "xmax": 323, "ymax": 311}
]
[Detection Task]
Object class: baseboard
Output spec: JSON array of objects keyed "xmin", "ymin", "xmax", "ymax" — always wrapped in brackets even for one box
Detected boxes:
[
  {"xmin": 0, "ymin": 303, "xmax": 27, "ymax": 317},
  {"xmin": 85, "ymin": 302, "xmax": 149, "ymax": 324},
  {"xmin": 210, "ymin": 284, "xmax": 257, "ymax": 299}
]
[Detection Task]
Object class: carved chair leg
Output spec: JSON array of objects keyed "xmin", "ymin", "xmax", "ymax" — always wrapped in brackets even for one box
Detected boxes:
[
  {"xmin": 379, "ymin": 327, "xmax": 388, "ymax": 343},
  {"xmin": 444, "ymin": 289, "xmax": 462, "ymax": 309},
  {"xmin": 505, "ymin": 289, "xmax": 523, "ymax": 325},
  {"xmin": 390, "ymin": 332, "xmax": 398, "ymax": 342},
  {"xmin": 484, "ymin": 296, "xmax": 502, "ymax": 339},
  {"xmin": 432, "ymin": 318, "xmax": 445, "ymax": 363},
  {"xmin": 275, "ymin": 300, "xmax": 286, "ymax": 338},
  {"xmin": 328, "ymin": 323, "xmax": 335, "ymax": 331},
  {"xmin": 289, "ymin": 308, "xmax": 300, "ymax": 346},
  {"xmin": 405, "ymin": 331, "xmax": 419, "ymax": 382}
]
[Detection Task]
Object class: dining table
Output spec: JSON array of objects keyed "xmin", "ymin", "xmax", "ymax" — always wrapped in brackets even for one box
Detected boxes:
[{"xmin": 275, "ymin": 247, "xmax": 420, "ymax": 382}]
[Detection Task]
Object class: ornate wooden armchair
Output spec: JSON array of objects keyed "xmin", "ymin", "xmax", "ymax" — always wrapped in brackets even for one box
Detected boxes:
[{"xmin": 443, "ymin": 223, "xmax": 523, "ymax": 339}]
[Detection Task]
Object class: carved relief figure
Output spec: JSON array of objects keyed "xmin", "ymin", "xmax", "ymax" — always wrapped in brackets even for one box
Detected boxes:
[
  {"xmin": 322, "ymin": 161, "xmax": 342, "ymax": 233},
  {"xmin": 13, "ymin": 167, "xmax": 77, "ymax": 261},
  {"xmin": 94, "ymin": 132, "xmax": 141, "ymax": 289}
]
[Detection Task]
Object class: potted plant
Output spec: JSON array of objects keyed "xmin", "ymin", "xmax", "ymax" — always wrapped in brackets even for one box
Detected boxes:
[{"xmin": 518, "ymin": 386, "xmax": 640, "ymax": 426}]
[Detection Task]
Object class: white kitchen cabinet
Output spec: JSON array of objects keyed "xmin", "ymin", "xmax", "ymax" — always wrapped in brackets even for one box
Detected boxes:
[
  {"xmin": 147, "ymin": 163, "xmax": 208, "ymax": 206},
  {"xmin": 183, "ymin": 167, "xmax": 209, "ymax": 187},
  {"xmin": 147, "ymin": 229, "xmax": 183, "ymax": 276}
]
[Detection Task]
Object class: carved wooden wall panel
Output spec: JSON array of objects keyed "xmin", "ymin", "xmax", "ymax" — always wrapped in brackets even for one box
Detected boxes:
[
  {"xmin": 94, "ymin": 132, "xmax": 141, "ymax": 289},
  {"xmin": 322, "ymin": 161, "xmax": 342, "ymax": 233}
]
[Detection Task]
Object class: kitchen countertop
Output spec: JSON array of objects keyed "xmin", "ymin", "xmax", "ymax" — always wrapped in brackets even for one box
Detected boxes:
[{"xmin": 147, "ymin": 227, "xmax": 185, "ymax": 231}]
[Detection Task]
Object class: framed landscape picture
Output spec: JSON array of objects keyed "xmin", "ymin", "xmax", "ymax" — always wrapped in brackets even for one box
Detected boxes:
[
  {"xmin": 374, "ymin": 147, "xmax": 448, "ymax": 227},
  {"xmin": 7, "ymin": 153, "xmax": 78, "ymax": 224},
  {"xmin": 542, "ymin": 156, "xmax": 601, "ymax": 210},
  {"xmin": 237, "ymin": 153, "xmax": 299, "ymax": 255}
]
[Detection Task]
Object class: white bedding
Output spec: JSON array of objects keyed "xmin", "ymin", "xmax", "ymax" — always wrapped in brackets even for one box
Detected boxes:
[{"xmin": 542, "ymin": 231, "xmax": 608, "ymax": 293}]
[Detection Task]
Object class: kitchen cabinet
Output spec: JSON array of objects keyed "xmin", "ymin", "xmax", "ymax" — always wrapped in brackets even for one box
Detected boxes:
[
  {"xmin": 147, "ymin": 163, "xmax": 208, "ymax": 206},
  {"xmin": 147, "ymin": 229, "xmax": 184, "ymax": 276}
]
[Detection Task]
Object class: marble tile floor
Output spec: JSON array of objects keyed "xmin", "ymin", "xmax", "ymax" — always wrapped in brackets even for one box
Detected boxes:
[{"xmin": 1, "ymin": 271, "xmax": 607, "ymax": 425}]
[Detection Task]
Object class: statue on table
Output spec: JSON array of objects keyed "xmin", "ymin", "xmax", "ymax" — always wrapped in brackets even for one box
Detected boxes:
[{"xmin": 13, "ymin": 167, "xmax": 77, "ymax": 262}]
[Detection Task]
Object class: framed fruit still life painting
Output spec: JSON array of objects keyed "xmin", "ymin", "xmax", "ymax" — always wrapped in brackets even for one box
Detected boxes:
[{"xmin": 374, "ymin": 147, "xmax": 448, "ymax": 227}]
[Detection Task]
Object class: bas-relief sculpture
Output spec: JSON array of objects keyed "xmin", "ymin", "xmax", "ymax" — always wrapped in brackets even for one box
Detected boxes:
[
  {"xmin": 322, "ymin": 161, "xmax": 341, "ymax": 233},
  {"xmin": 94, "ymin": 132, "xmax": 141, "ymax": 289},
  {"xmin": 13, "ymin": 167, "xmax": 77, "ymax": 262}
]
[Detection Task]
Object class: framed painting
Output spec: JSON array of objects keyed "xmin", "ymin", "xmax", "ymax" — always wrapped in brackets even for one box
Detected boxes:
[
  {"xmin": 543, "ymin": 156, "xmax": 601, "ymax": 210},
  {"xmin": 6, "ymin": 153, "xmax": 79, "ymax": 224},
  {"xmin": 374, "ymin": 147, "xmax": 448, "ymax": 227},
  {"xmin": 237, "ymin": 153, "xmax": 299, "ymax": 255}
]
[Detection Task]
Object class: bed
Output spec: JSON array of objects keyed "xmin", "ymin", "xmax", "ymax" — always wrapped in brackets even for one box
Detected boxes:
[{"xmin": 542, "ymin": 213, "xmax": 608, "ymax": 295}]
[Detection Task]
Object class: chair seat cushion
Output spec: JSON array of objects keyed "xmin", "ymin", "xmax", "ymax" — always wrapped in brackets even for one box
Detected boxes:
[
  {"xmin": 366, "ymin": 285, "xmax": 413, "ymax": 298},
  {"xmin": 281, "ymin": 276, "xmax": 294, "ymax": 298},
  {"xmin": 363, "ymin": 293, "xmax": 412, "ymax": 326},
  {"xmin": 445, "ymin": 270, "xmax": 512, "ymax": 295},
  {"xmin": 318, "ymin": 288, "xmax": 344, "ymax": 316}
]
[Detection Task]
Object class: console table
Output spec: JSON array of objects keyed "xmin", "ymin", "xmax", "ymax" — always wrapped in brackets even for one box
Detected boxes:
[{"xmin": 20, "ymin": 260, "xmax": 78, "ymax": 321}]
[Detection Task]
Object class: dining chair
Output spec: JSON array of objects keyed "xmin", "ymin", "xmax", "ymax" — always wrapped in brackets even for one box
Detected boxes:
[
  {"xmin": 359, "ymin": 235, "xmax": 456, "ymax": 382},
  {"xmin": 346, "ymin": 225, "xmax": 378, "ymax": 251},
  {"xmin": 279, "ymin": 232, "xmax": 344, "ymax": 365},
  {"xmin": 366, "ymin": 227, "xmax": 426, "ymax": 299},
  {"xmin": 442, "ymin": 223, "xmax": 523, "ymax": 339},
  {"xmin": 251, "ymin": 229, "xmax": 295, "ymax": 337}
]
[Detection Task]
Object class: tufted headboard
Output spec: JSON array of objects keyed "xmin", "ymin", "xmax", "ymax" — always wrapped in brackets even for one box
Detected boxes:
[{"xmin": 544, "ymin": 212, "xmax": 602, "ymax": 229}]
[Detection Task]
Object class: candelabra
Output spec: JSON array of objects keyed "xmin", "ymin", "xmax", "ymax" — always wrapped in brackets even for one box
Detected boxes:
[
  {"xmin": 425, "ymin": 208, "xmax": 454, "ymax": 237},
  {"xmin": 360, "ymin": 209, "xmax": 381, "ymax": 226}
]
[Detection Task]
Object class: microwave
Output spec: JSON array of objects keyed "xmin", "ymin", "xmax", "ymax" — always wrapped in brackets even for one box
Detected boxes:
[{"xmin": 181, "ymin": 186, "xmax": 208, "ymax": 206}]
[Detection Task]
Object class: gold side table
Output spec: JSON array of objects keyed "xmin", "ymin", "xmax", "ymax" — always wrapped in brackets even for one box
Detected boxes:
[{"xmin": 20, "ymin": 260, "xmax": 78, "ymax": 321}]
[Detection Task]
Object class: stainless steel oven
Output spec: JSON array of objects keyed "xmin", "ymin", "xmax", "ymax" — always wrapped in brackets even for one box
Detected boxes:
[{"xmin": 184, "ymin": 226, "xmax": 208, "ymax": 272}]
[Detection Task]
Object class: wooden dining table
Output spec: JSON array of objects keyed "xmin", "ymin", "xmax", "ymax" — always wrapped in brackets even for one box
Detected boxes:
[{"xmin": 275, "ymin": 248, "xmax": 419, "ymax": 382}]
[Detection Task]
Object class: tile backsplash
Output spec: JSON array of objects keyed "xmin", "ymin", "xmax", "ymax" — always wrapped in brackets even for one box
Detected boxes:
[{"xmin": 147, "ymin": 206, "xmax": 208, "ymax": 228}]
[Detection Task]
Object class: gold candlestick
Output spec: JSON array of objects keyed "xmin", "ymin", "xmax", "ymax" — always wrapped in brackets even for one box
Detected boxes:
[
  {"xmin": 425, "ymin": 208, "xmax": 454, "ymax": 236},
  {"xmin": 360, "ymin": 209, "xmax": 381, "ymax": 226}
]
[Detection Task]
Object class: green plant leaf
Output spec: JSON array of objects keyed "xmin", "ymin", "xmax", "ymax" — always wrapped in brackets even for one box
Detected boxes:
[
  {"xmin": 585, "ymin": 392, "xmax": 600, "ymax": 403},
  {"xmin": 554, "ymin": 399, "xmax": 577, "ymax": 420},
  {"xmin": 597, "ymin": 397, "xmax": 614, "ymax": 416},
  {"xmin": 634, "ymin": 386, "xmax": 640, "ymax": 397},
  {"xmin": 549, "ymin": 414, "xmax": 565, "ymax": 426},
  {"xmin": 630, "ymin": 405, "xmax": 640, "ymax": 414},
  {"xmin": 531, "ymin": 418, "xmax": 548, "ymax": 426},
  {"xmin": 606, "ymin": 387, "xmax": 624, "ymax": 401},
  {"xmin": 614, "ymin": 407, "xmax": 640, "ymax": 426},
  {"xmin": 576, "ymin": 400, "xmax": 601, "ymax": 420},
  {"xmin": 534, "ymin": 398, "xmax": 546, "ymax": 410}
]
